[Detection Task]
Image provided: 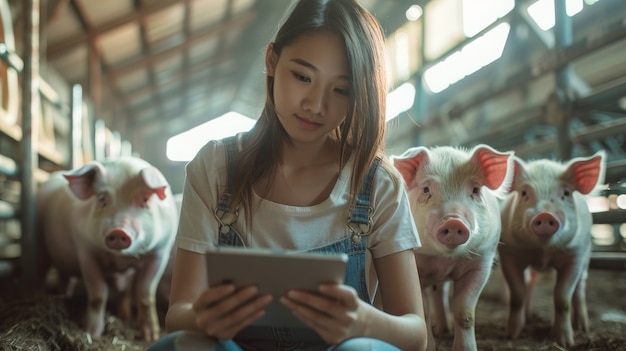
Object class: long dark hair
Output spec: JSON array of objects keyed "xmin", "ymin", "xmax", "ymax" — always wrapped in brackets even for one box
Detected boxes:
[{"xmin": 229, "ymin": 0, "xmax": 388, "ymax": 218}]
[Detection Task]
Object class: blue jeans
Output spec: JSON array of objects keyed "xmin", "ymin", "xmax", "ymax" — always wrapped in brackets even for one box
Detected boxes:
[{"xmin": 146, "ymin": 330, "xmax": 402, "ymax": 351}]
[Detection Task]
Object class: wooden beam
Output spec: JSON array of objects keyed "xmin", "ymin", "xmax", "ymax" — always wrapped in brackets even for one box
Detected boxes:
[
  {"xmin": 129, "ymin": 69, "xmax": 234, "ymax": 118},
  {"xmin": 47, "ymin": 0, "xmax": 70, "ymax": 23},
  {"xmin": 46, "ymin": 0, "xmax": 191, "ymax": 59},
  {"xmin": 123, "ymin": 50, "xmax": 231, "ymax": 103},
  {"xmin": 419, "ymin": 15, "xmax": 626, "ymax": 130},
  {"xmin": 106, "ymin": 10, "xmax": 255, "ymax": 78}
]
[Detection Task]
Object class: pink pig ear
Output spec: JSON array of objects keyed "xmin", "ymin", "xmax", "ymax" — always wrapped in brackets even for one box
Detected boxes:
[
  {"xmin": 470, "ymin": 145, "xmax": 514, "ymax": 192},
  {"xmin": 563, "ymin": 151, "xmax": 606, "ymax": 195},
  {"xmin": 63, "ymin": 162, "xmax": 106, "ymax": 200},
  {"xmin": 510, "ymin": 157, "xmax": 527, "ymax": 190},
  {"xmin": 140, "ymin": 167, "xmax": 169, "ymax": 200},
  {"xmin": 392, "ymin": 147, "xmax": 430, "ymax": 186}
]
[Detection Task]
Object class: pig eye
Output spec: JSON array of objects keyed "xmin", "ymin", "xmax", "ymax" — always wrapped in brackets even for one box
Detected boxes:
[
  {"xmin": 469, "ymin": 186, "xmax": 482, "ymax": 200},
  {"xmin": 96, "ymin": 193, "xmax": 107, "ymax": 208},
  {"xmin": 521, "ymin": 190, "xmax": 527, "ymax": 197},
  {"xmin": 422, "ymin": 187, "xmax": 430, "ymax": 194},
  {"xmin": 136, "ymin": 190, "xmax": 152, "ymax": 208},
  {"xmin": 561, "ymin": 188, "xmax": 571, "ymax": 200},
  {"xmin": 140, "ymin": 195, "xmax": 150, "ymax": 208}
]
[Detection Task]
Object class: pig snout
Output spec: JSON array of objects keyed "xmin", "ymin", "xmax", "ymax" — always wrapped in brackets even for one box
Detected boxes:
[
  {"xmin": 435, "ymin": 218, "xmax": 470, "ymax": 249},
  {"xmin": 106, "ymin": 229, "xmax": 132, "ymax": 250},
  {"xmin": 530, "ymin": 211, "xmax": 560, "ymax": 237}
]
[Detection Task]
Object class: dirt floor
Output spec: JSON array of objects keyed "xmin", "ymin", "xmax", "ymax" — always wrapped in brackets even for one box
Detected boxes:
[
  {"xmin": 440, "ymin": 268, "xmax": 626, "ymax": 351},
  {"xmin": 0, "ymin": 268, "xmax": 624, "ymax": 351}
]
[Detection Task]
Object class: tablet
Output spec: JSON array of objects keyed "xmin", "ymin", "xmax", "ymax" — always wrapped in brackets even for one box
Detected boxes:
[{"xmin": 206, "ymin": 246, "xmax": 348, "ymax": 329}]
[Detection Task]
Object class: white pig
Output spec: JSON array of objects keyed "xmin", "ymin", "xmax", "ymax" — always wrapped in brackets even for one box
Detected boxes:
[
  {"xmin": 392, "ymin": 145, "xmax": 513, "ymax": 351},
  {"xmin": 36, "ymin": 156, "xmax": 178, "ymax": 341},
  {"xmin": 498, "ymin": 151, "xmax": 605, "ymax": 347}
]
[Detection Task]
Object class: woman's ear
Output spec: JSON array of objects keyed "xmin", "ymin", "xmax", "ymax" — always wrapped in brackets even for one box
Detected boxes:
[{"xmin": 265, "ymin": 43, "xmax": 277, "ymax": 77}]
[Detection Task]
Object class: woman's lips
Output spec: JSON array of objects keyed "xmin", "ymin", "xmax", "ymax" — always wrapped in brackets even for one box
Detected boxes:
[{"xmin": 296, "ymin": 115, "xmax": 322, "ymax": 130}]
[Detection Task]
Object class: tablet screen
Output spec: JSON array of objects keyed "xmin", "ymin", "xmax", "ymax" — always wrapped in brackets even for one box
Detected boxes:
[{"xmin": 206, "ymin": 246, "xmax": 348, "ymax": 329}]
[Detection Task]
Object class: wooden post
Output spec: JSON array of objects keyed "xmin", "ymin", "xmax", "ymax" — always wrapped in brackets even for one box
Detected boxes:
[
  {"xmin": 554, "ymin": 0, "xmax": 574, "ymax": 161},
  {"xmin": 20, "ymin": 0, "xmax": 41, "ymax": 292}
]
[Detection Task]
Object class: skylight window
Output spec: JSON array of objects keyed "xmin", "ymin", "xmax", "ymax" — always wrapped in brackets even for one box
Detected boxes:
[
  {"xmin": 527, "ymin": 0, "xmax": 584, "ymax": 31},
  {"xmin": 424, "ymin": 23, "xmax": 510, "ymax": 93},
  {"xmin": 462, "ymin": 0, "xmax": 514, "ymax": 38},
  {"xmin": 386, "ymin": 82, "xmax": 416, "ymax": 121},
  {"xmin": 166, "ymin": 111, "xmax": 256, "ymax": 161}
]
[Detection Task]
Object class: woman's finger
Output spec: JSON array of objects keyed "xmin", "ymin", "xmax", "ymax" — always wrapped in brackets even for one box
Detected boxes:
[
  {"xmin": 192, "ymin": 284, "xmax": 236, "ymax": 310},
  {"xmin": 194, "ymin": 286, "xmax": 272, "ymax": 328},
  {"xmin": 318, "ymin": 283, "xmax": 360, "ymax": 310},
  {"xmin": 195, "ymin": 285, "xmax": 258, "ymax": 313},
  {"xmin": 207, "ymin": 305, "xmax": 268, "ymax": 340}
]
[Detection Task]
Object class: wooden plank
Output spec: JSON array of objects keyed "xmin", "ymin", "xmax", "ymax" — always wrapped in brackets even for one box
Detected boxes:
[
  {"xmin": 0, "ymin": 153, "xmax": 16, "ymax": 177},
  {"xmin": 590, "ymin": 251, "xmax": 626, "ymax": 271},
  {"xmin": 592, "ymin": 210, "xmax": 626, "ymax": 225},
  {"xmin": 0, "ymin": 200, "xmax": 16, "ymax": 220},
  {"xmin": 0, "ymin": 242, "xmax": 20, "ymax": 259}
]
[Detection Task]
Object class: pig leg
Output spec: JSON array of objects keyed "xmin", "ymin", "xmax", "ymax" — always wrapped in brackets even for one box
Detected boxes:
[
  {"xmin": 430, "ymin": 282, "xmax": 450, "ymax": 335},
  {"xmin": 422, "ymin": 287, "xmax": 438, "ymax": 351},
  {"xmin": 552, "ymin": 257, "xmax": 588, "ymax": 347},
  {"xmin": 523, "ymin": 269, "xmax": 539, "ymax": 321},
  {"xmin": 53, "ymin": 270, "xmax": 78, "ymax": 297},
  {"xmin": 499, "ymin": 254, "xmax": 528, "ymax": 340},
  {"xmin": 77, "ymin": 249, "xmax": 109, "ymax": 338},
  {"xmin": 449, "ymin": 265, "xmax": 491, "ymax": 351},
  {"xmin": 133, "ymin": 252, "xmax": 169, "ymax": 342},
  {"xmin": 118, "ymin": 288, "xmax": 133, "ymax": 322},
  {"xmin": 572, "ymin": 266, "xmax": 589, "ymax": 332},
  {"xmin": 112, "ymin": 270, "xmax": 136, "ymax": 323}
]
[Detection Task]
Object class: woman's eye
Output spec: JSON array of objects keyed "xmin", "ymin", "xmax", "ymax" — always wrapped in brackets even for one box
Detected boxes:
[
  {"xmin": 293, "ymin": 72, "xmax": 310, "ymax": 83},
  {"xmin": 335, "ymin": 88, "xmax": 350, "ymax": 96}
]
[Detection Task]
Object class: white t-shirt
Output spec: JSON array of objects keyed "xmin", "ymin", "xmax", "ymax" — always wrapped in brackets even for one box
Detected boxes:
[{"xmin": 175, "ymin": 134, "xmax": 420, "ymax": 292}]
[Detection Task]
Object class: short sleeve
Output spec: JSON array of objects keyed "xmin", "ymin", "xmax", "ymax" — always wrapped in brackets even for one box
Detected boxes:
[
  {"xmin": 367, "ymin": 163, "xmax": 421, "ymax": 258},
  {"xmin": 175, "ymin": 139, "xmax": 229, "ymax": 253}
]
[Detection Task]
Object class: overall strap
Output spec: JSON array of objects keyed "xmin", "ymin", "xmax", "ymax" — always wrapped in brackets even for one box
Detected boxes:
[
  {"xmin": 217, "ymin": 135, "xmax": 239, "ymax": 213},
  {"xmin": 214, "ymin": 136, "xmax": 240, "ymax": 232},
  {"xmin": 347, "ymin": 156, "xmax": 381, "ymax": 243}
]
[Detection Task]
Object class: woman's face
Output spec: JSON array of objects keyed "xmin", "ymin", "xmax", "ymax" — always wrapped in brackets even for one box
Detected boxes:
[{"xmin": 266, "ymin": 30, "xmax": 351, "ymax": 145}]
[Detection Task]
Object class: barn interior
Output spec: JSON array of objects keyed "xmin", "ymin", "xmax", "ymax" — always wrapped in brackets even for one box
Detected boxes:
[{"xmin": 0, "ymin": 0, "xmax": 625, "ymax": 349}]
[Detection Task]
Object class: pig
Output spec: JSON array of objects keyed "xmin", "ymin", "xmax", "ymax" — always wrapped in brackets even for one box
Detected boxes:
[
  {"xmin": 36, "ymin": 156, "xmax": 178, "ymax": 342},
  {"xmin": 392, "ymin": 144, "xmax": 514, "ymax": 351},
  {"xmin": 498, "ymin": 151, "xmax": 605, "ymax": 347}
]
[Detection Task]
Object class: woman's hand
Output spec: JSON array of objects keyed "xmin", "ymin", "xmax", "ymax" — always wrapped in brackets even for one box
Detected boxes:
[
  {"xmin": 279, "ymin": 283, "xmax": 369, "ymax": 344},
  {"xmin": 192, "ymin": 284, "xmax": 273, "ymax": 340}
]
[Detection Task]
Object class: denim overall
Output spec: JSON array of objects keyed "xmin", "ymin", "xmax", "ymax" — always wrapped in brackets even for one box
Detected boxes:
[
  {"xmin": 216, "ymin": 136, "xmax": 378, "ymax": 350},
  {"xmin": 148, "ymin": 137, "xmax": 400, "ymax": 351}
]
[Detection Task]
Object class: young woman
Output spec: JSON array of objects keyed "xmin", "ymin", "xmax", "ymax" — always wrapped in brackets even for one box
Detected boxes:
[{"xmin": 148, "ymin": 0, "xmax": 427, "ymax": 350}]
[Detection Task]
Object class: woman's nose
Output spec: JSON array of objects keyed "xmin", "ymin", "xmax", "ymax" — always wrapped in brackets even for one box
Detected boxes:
[{"xmin": 303, "ymin": 85, "xmax": 327, "ymax": 116}]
